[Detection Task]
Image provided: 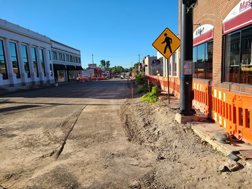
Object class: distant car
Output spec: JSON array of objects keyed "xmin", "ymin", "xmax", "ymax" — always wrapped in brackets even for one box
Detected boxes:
[{"xmin": 120, "ymin": 75, "xmax": 124, "ymax": 79}]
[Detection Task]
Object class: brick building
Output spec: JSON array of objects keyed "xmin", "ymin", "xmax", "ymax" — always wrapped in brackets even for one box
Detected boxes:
[{"xmin": 146, "ymin": 0, "xmax": 252, "ymax": 143}]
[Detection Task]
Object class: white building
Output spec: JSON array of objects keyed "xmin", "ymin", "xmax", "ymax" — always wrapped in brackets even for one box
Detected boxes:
[
  {"xmin": 143, "ymin": 55, "xmax": 164, "ymax": 76},
  {"xmin": 0, "ymin": 19, "xmax": 54, "ymax": 88},
  {"xmin": 143, "ymin": 51, "xmax": 178, "ymax": 77},
  {"xmin": 51, "ymin": 40, "xmax": 82, "ymax": 82},
  {"xmin": 157, "ymin": 51, "xmax": 178, "ymax": 77},
  {"xmin": 0, "ymin": 19, "xmax": 82, "ymax": 90}
]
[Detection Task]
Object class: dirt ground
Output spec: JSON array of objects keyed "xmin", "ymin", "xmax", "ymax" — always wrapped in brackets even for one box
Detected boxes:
[
  {"xmin": 1, "ymin": 81, "xmax": 252, "ymax": 189},
  {"xmin": 0, "ymin": 81, "xmax": 155, "ymax": 189},
  {"xmin": 121, "ymin": 98, "xmax": 252, "ymax": 189}
]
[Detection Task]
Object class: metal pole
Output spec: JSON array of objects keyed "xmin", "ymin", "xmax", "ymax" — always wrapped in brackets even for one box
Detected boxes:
[
  {"xmin": 167, "ymin": 58, "xmax": 170, "ymax": 104},
  {"xmin": 131, "ymin": 79, "xmax": 134, "ymax": 98},
  {"xmin": 179, "ymin": 0, "xmax": 195, "ymax": 115}
]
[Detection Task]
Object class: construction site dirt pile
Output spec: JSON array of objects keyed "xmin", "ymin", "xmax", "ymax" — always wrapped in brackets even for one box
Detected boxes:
[{"xmin": 120, "ymin": 99, "xmax": 252, "ymax": 189}]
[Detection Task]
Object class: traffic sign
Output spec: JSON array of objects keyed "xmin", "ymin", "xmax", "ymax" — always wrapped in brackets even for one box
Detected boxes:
[{"xmin": 152, "ymin": 28, "xmax": 180, "ymax": 59}]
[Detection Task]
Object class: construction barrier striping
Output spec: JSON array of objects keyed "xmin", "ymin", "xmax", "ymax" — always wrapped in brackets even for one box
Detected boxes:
[
  {"xmin": 211, "ymin": 87, "xmax": 252, "ymax": 143},
  {"xmin": 192, "ymin": 80, "xmax": 211, "ymax": 116},
  {"xmin": 146, "ymin": 75, "xmax": 180, "ymax": 97}
]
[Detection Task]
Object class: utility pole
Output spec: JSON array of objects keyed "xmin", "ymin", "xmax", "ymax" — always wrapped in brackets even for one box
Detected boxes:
[{"xmin": 179, "ymin": 0, "xmax": 196, "ymax": 116}]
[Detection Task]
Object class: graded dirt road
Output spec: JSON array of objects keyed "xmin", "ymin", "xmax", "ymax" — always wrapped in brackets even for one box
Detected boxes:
[
  {"xmin": 0, "ymin": 80, "xmax": 155, "ymax": 189},
  {"xmin": 1, "ymin": 80, "xmax": 252, "ymax": 189}
]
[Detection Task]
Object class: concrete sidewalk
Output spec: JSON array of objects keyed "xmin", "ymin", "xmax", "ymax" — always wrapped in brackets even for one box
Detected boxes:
[{"xmin": 191, "ymin": 123, "xmax": 252, "ymax": 159}]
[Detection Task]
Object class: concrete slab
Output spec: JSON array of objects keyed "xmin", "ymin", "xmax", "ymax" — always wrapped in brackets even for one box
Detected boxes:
[
  {"xmin": 175, "ymin": 113, "xmax": 195, "ymax": 124},
  {"xmin": 191, "ymin": 122, "xmax": 252, "ymax": 159}
]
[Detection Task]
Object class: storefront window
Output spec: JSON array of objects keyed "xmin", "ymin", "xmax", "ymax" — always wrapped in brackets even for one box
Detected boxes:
[
  {"xmin": 68, "ymin": 70, "xmax": 76, "ymax": 80},
  {"xmin": 241, "ymin": 27, "xmax": 252, "ymax": 84},
  {"xmin": 9, "ymin": 42, "xmax": 20, "ymax": 78},
  {"xmin": 57, "ymin": 70, "xmax": 65, "ymax": 82},
  {"xmin": 224, "ymin": 26, "xmax": 252, "ymax": 84},
  {"xmin": 21, "ymin": 45, "xmax": 30, "ymax": 78},
  {"xmin": 40, "ymin": 49, "xmax": 46, "ymax": 76},
  {"xmin": 31, "ymin": 47, "xmax": 39, "ymax": 77},
  {"xmin": 0, "ymin": 40, "xmax": 8, "ymax": 79},
  {"xmin": 193, "ymin": 41, "xmax": 213, "ymax": 79}
]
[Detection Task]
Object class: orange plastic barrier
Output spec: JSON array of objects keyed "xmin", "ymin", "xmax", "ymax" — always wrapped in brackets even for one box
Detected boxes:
[
  {"xmin": 192, "ymin": 80, "xmax": 211, "ymax": 116},
  {"xmin": 147, "ymin": 74, "xmax": 252, "ymax": 143},
  {"xmin": 77, "ymin": 76, "xmax": 90, "ymax": 82},
  {"xmin": 146, "ymin": 75, "xmax": 160, "ymax": 86},
  {"xmin": 211, "ymin": 88, "xmax": 252, "ymax": 143},
  {"xmin": 91, "ymin": 77, "xmax": 107, "ymax": 80},
  {"xmin": 146, "ymin": 75, "xmax": 180, "ymax": 97}
]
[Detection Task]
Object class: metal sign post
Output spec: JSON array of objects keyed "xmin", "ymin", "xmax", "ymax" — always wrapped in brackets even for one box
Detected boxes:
[
  {"xmin": 167, "ymin": 58, "xmax": 170, "ymax": 104},
  {"xmin": 152, "ymin": 27, "xmax": 180, "ymax": 104}
]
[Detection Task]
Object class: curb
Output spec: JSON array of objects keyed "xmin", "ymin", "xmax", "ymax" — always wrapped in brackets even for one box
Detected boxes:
[
  {"xmin": 190, "ymin": 122, "xmax": 252, "ymax": 167},
  {"xmin": 191, "ymin": 124, "xmax": 233, "ymax": 156}
]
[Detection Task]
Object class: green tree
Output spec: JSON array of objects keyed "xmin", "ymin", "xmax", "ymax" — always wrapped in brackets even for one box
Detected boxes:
[
  {"xmin": 110, "ymin": 66, "xmax": 125, "ymax": 75},
  {"xmin": 100, "ymin": 60, "xmax": 106, "ymax": 68},
  {"xmin": 105, "ymin": 61, "xmax": 110, "ymax": 69},
  {"xmin": 100, "ymin": 60, "xmax": 110, "ymax": 69}
]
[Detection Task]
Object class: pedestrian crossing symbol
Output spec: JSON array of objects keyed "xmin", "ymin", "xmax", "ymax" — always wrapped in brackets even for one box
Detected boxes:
[{"xmin": 152, "ymin": 28, "xmax": 180, "ymax": 59}]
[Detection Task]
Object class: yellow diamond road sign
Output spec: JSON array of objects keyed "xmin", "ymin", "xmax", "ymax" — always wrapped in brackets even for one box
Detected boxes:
[{"xmin": 152, "ymin": 27, "xmax": 180, "ymax": 60}]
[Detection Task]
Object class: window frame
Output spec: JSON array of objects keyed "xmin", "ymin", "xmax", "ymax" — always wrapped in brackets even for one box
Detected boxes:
[
  {"xmin": 21, "ymin": 44, "xmax": 31, "ymax": 78},
  {"xmin": 0, "ymin": 39, "xmax": 8, "ymax": 79},
  {"xmin": 223, "ymin": 25, "xmax": 252, "ymax": 84},
  {"xmin": 193, "ymin": 40, "xmax": 213, "ymax": 79},
  {"xmin": 9, "ymin": 41, "xmax": 21, "ymax": 78}
]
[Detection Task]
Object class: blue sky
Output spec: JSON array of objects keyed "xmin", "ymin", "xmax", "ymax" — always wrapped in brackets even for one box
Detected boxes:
[{"xmin": 0, "ymin": 0, "xmax": 178, "ymax": 68}]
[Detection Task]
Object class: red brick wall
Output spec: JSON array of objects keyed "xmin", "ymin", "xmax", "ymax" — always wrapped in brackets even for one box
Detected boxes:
[
  {"xmin": 193, "ymin": 0, "xmax": 240, "ymax": 85},
  {"xmin": 177, "ymin": 0, "xmax": 252, "ymax": 94}
]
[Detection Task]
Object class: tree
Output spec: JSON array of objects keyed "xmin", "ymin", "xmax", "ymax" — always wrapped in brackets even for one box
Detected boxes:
[
  {"xmin": 105, "ymin": 61, "xmax": 110, "ymax": 69},
  {"xmin": 99, "ymin": 60, "xmax": 110, "ymax": 69},
  {"xmin": 100, "ymin": 60, "xmax": 106, "ymax": 68},
  {"xmin": 110, "ymin": 66, "xmax": 125, "ymax": 75}
]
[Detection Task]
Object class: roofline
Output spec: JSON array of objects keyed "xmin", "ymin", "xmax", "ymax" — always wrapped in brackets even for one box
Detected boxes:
[{"xmin": 51, "ymin": 40, "xmax": 80, "ymax": 52}]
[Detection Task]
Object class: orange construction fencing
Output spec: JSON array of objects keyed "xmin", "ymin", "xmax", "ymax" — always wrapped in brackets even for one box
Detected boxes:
[
  {"xmin": 146, "ymin": 75, "xmax": 180, "ymax": 97},
  {"xmin": 211, "ymin": 87, "xmax": 252, "ymax": 143},
  {"xmin": 192, "ymin": 80, "xmax": 211, "ymax": 116},
  {"xmin": 146, "ymin": 74, "xmax": 252, "ymax": 143}
]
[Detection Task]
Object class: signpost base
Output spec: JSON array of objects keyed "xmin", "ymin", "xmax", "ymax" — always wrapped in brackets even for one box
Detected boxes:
[{"xmin": 175, "ymin": 113, "xmax": 195, "ymax": 124}]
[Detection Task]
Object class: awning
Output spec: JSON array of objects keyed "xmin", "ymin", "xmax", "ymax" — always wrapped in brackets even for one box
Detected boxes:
[
  {"xmin": 76, "ymin": 66, "xmax": 83, "ymax": 70},
  {"xmin": 53, "ymin": 64, "xmax": 66, "ymax": 70},
  {"xmin": 193, "ymin": 24, "xmax": 214, "ymax": 46},
  {"xmin": 66, "ymin": 65, "xmax": 76, "ymax": 70},
  {"xmin": 223, "ymin": 1, "xmax": 252, "ymax": 35}
]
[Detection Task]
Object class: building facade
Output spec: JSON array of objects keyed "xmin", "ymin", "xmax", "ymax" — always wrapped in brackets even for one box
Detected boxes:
[
  {"xmin": 0, "ymin": 19, "xmax": 54, "ymax": 88},
  {"xmin": 193, "ymin": 0, "xmax": 252, "ymax": 88},
  {"xmin": 51, "ymin": 40, "xmax": 82, "ymax": 82},
  {"xmin": 0, "ymin": 19, "xmax": 82, "ymax": 90},
  {"xmin": 192, "ymin": 0, "xmax": 252, "ymax": 143},
  {"xmin": 146, "ymin": 0, "xmax": 252, "ymax": 143}
]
